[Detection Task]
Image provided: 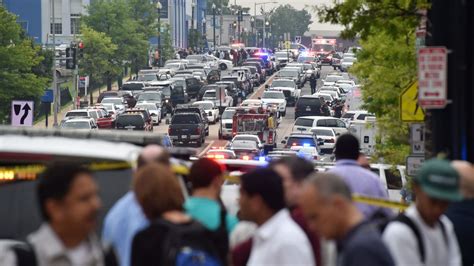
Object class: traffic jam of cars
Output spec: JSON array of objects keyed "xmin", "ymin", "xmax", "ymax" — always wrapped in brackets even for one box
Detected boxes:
[{"xmin": 54, "ymin": 41, "xmax": 406, "ymax": 201}]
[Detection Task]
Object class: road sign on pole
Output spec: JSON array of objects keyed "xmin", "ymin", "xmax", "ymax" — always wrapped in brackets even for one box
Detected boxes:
[
  {"xmin": 410, "ymin": 123, "xmax": 425, "ymax": 154},
  {"xmin": 418, "ymin": 47, "xmax": 448, "ymax": 109},
  {"xmin": 11, "ymin": 101, "xmax": 34, "ymax": 126},
  {"xmin": 400, "ymin": 81, "xmax": 425, "ymax": 122},
  {"xmin": 406, "ymin": 156, "xmax": 425, "ymax": 176},
  {"xmin": 237, "ymin": 71, "xmax": 245, "ymax": 82},
  {"xmin": 295, "ymin": 36, "xmax": 301, "ymax": 44}
]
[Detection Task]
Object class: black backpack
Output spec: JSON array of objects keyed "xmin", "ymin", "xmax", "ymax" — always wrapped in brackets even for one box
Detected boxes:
[
  {"xmin": 156, "ymin": 215, "xmax": 226, "ymax": 266},
  {"xmin": 10, "ymin": 241, "xmax": 118, "ymax": 266},
  {"xmin": 378, "ymin": 213, "xmax": 448, "ymax": 264}
]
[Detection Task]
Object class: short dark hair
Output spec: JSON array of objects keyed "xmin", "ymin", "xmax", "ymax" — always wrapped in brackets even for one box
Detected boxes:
[
  {"xmin": 269, "ymin": 156, "xmax": 314, "ymax": 182},
  {"xmin": 334, "ymin": 133, "xmax": 360, "ymax": 160},
  {"xmin": 189, "ymin": 158, "xmax": 225, "ymax": 189},
  {"xmin": 306, "ymin": 172, "xmax": 352, "ymax": 201},
  {"xmin": 37, "ymin": 162, "xmax": 92, "ymax": 221},
  {"xmin": 240, "ymin": 168, "xmax": 285, "ymax": 212}
]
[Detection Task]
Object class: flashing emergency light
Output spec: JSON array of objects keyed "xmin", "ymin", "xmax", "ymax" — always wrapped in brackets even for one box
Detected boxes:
[
  {"xmin": 242, "ymin": 155, "xmax": 250, "ymax": 160},
  {"xmin": 259, "ymin": 156, "xmax": 266, "ymax": 162},
  {"xmin": 303, "ymin": 143, "xmax": 311, "ymax": 147}
]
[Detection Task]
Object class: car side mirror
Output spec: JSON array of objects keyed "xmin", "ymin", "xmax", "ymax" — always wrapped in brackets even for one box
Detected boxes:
[
  {"xmin": 336, "ymin": 132, "xmax": 341, "ymax": 136},
  {"xmin": 281, "ymin": 140, "xmax": 286, "ymax": 144},
  {"xmin": 265, "ymin": 85, "xmax": 269, "ymax": 89}
]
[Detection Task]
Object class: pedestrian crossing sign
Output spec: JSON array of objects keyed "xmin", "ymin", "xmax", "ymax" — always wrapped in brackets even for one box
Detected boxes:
[
  {"xmin": 400, "ymin": 81, "xmax": 425, "ymax": 122},
  {"xmin": 284, "ymin": 41, "xmax": 291, "ymax": 49}
]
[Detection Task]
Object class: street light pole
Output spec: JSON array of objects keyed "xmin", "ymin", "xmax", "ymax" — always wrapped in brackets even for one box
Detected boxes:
[
  {"xmin": 156, "ymin": 1, "xmax": 162, "ymax": 66},
  {"xmin": 191, "ymin": 0, "xmax": 195, "ymax": 51},
  {"xmin": 254, "ymin": 1, "xmax": 277, "ymax": 48},
  {"xmin": 250, "ymin": 17, "xmax": 255, "ymax": 46},
  {"xmin": 52, "ymin": 0, "xmax": 58, "ymax": 127},
  {"xmin": 212, "ymin": 3, "xmax": 216, "ymax": 50}
]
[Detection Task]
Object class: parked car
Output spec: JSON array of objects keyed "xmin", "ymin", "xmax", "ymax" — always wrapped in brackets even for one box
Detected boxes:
[
  {"xmin": 268, "ymin": 79, "xmax": 300, "ymax": 106},
  {"xmin": 295, "ymin": 95, "xmax": 324, "ymax": 119},
  {"xmin": 292, "ymin": 116, "xmax": 348, "ymax": 135},
  {"xmin": 168, "ymin": 113, "xmax": 207, "ymax": 147},
  {"xmin": 115, "ymin": 112, "xmax": 152, "ymax": 131},
  {"xmin": 218, "ymin": 107, "xmax": 237, "ymax": 139},
  {"xmin": 260, "ymin": 90, "xmax": 287, "ymax": 116},
  {"xmin": 135, "ymin": 103, "xmax": 162, "ymax": 125},
  {"xmin": 60, "ymin": 117, "xmax": 98, "ymax": 131},
  {"xmin": 309, "ymin": 127, "xmax": 337, "ymax": 154},
  {"xmin": 174, "ymin": 106, "xmax": 210, "ymax": 136}
]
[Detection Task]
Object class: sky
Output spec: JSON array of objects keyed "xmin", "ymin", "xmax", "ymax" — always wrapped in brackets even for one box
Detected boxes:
[{"xmin": 235, "ymin": 0, "xmax": 344, "ymax": 32}]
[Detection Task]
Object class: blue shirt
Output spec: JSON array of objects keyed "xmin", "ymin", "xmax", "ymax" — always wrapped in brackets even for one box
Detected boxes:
[
  {"xmin": 328, "ymin": 160, "xmax": 392, "ymax": 218},
  {"xmin": 102, "ymin": 191, "xmax": 149, "ymax": 266},
  {"xmin": 184, "ymin": 197, "xmax": 239, "ymax": 233}
]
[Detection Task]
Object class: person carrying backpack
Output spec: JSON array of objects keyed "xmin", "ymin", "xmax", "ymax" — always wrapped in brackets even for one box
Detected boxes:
[
  {"xmin": 0, "ymin": 163, "xmax": 117, "ymax": 266},
  {"xmin": 382, "ymin": 159, "xmax": 462, "ymax": 266},
  {"xmin": 184, "ymin": 158, "xmax": 239, "ymax": 264},
  {"xmin": 132, "ymin": 163, "xmax": 223, "ymax": 266}
]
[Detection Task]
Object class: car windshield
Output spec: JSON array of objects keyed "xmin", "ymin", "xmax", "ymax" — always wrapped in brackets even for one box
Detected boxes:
[
  {"xmin": 325, "ymin": 76, "xmax": 342, "ymax": 82},
  {"xmin": 136, "ymin": 104, "xmax": 157, "ymax": 110},
  {"xmin": 298, "ymin": 57, "xmax": 315, "ymax": 63},
  {"xmin": 172, "ymin": 114, "xmax": 199, "ymax": 124},
  {"xmin": 312, "ymin": 44, "xmax": 334, "ymax": 52},
  {"xmin": 272, "ymin": 80, "xmax": 295, "ymax": 88},
  {"xmin": 166, "ymin": 63, "xmax": 181, "ymax": 69},
  {"xmin": 262, "ymin": 92, "xmax": 285, "ymax": 99},
  {"xmin": 137, "ymin": 74, "xmax": 157, "ymax": 82},
  {"xmin": 231, "ymin": 140, "xmax": 258, "ymax": 150},
  {"xmin": 314, "ymin": 129, "xmax": 334, "ymax": 136},
  {"xmin": 66, "ymin": 111, "xmax": 88, "ymax": 117},
  {"xmin": 295, "ymin": 118, "xmax": 314, "ymax": 127},
  {"xmin": 234, "ymin": 136, "xmax": 258, "ymax": 142},
  {"xmin": 297, "ymin": 98, "xmax": 320, "ymax": 106},
  {"xmin": 171, "ymin": 79, "xmax": 185, "ymax": 87},
  {"xmin": 279, "ymin": 70, "xmax": 298, "ymax": 77},
  {"xmin": 102, "ymin": 104, "xmax": 114, "ymax": 111},
  {"xmin": 121, "ymin": 83, "xmax": 144, "ymax": 91},
  {"xmin": 187, "ymin": 55, "xmax": 203, "ymax": 61},
  {"xmin": 287, "ymin": 137, "xmax": 316, "ymax": 147},
  {"xmin": 316, "ymin": 94, "xmax": 332, "ymax": 101},
  {"xmin": 222, "ymin": 110, "xmax": 235, "ymax": 119},
  {"xmin": 203, "ymin": 91, "xmax": 216, "ymax": 98},
  {"xmin": 61, "ymin": 121, "xmax": 90, "ymax": 129},
  {"xmin": 138, "ymin": 93, "xmax": 162, "ymax": 102},
  {"xmin": 222, "ymin": 77, "xmax": 238, "ymax": 83},
  {"xmin": 116, "ymin": 115, "xmax": 144, "ymax": 126},
  {"xmin": 342, "ymin": 113, "xmax": 355, "ymax": 119},
  {"xmin": 193, "ymin": 102, "xmax": 214, "ymax": 110},
  {"xmin": 101, "ymin": 98, "xmax": 122, "ymax": 105}
]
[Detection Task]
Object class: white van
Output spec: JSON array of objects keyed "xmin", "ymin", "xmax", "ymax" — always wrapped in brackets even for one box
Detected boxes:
[{"xmin": 292, "ymin": 116, "xmax": 348, "ymax": 135}]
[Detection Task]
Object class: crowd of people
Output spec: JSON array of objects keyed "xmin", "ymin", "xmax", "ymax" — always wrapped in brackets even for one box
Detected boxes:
[{"xmin": 1, "ymin": 134, "xmax": 473, "ymax": 266}]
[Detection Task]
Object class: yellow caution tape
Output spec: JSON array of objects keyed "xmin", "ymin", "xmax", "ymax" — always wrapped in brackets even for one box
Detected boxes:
[
  {"xmin": 172, "ymin": 164, "xmax": 190, "ymax": 176},
  {"xmin": 352, "ymin": 194, "xmax": 408, "ymax": 211}
]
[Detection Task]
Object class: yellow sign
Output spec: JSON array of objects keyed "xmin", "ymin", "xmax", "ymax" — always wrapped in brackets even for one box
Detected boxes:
[
  {"xmin": 400, "ymin": 81, "xmax": 425, "ymax": 122},
  {"xmin": 284, "ymin": 41, "xmax": 291, "ymax": 49}
]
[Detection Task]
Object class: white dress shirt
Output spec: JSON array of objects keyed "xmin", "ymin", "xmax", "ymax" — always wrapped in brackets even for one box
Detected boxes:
[
  {"xmin": 382, "ymin": 205, "xmax": 461, "ymax": 266},
  {"xmin": 248, "ymin": 209, "xmax": 315, "ymax": 266}
]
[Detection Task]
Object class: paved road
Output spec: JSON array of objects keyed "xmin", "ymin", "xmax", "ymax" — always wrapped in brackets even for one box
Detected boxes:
[{"xmin": 154, "ymin": 66, "xmax": 336, "ymax": 156}]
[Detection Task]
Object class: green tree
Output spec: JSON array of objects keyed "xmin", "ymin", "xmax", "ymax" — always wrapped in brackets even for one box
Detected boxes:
[
  {"xmin": 207, "ymin": 0, "xmax": 229, "ymax": 11},
  {"xmin": 128, "ymin": 0, "xmax": 157, "ymax": 39},
  {"xmin": 0, "ymin": 7, "xmax": 49, "ymax": 123},
  {"xmin": 161, "ymin": 24, "xmax": 175, "ymax": 62},
  {"xmin": 83, "ymin": 0, "xmax": 148, "ymax": 87},
  {"xmin": 269, "ymin": 5, "xmax": 312, "ymax": 40},
  {"xmin": 78, "ymin": 27, "xmax": 119, "ymax": 96},
  {"xmin": 315, "ymin": 0, "xmax": 428, "ymax": 164}
]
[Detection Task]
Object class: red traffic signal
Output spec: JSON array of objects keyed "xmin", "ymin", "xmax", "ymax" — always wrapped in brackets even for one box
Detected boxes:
[{"xmin": 78, "ymin": 41, "xmax": 84, "ymax": 49}]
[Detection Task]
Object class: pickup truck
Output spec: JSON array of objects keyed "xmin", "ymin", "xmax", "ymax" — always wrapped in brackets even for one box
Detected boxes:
[{"xmin": 168, "ymin": 113, "xmax": 206, "ymax": 147}]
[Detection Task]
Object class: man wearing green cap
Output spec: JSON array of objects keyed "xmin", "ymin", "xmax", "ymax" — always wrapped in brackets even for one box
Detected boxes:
[{"xmin": 382, "ymin": 159, "xmax": 462, "ymax": 266}]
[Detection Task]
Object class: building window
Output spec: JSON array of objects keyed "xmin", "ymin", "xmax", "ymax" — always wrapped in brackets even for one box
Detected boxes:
[
  {"xmin": 71, "ymin": 16, "xmax": 81, "ymax": 34},
  {"xmin": 50, "ymin": 23, "xmax": 62, "ymax": 34}
]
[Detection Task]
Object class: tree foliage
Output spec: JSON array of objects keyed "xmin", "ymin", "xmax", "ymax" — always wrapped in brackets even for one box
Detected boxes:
[
  {"xmin": 78, "ymin": 26, "xmax": 119, "ymax": 91},
  {"xmin": 269, "ymin": 5, "xmax": 313, "ymax": 40},
  {"xmin": 315, "ymin": 0, "xmax": 427, "ymax": 164},
  {"xmin": 0, "ymin": 7, "xmax": 49, "ymax": 123},
  {"xmin": 161, "ymin": 24, "xmax": 175, "ymax": 62}
]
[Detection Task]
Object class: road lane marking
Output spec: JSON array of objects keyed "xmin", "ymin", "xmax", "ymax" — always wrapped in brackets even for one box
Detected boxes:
[{"xmin": 198, "ymin": 140, "xmax": 214, "ymax": 157}]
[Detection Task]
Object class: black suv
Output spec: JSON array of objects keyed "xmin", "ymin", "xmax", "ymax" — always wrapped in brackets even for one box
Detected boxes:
[
  {"xmin": 115, "ymin": 113, "xmax": 152, "ymax": 131},
  {"xmin": 295, "ymin": 96, "xmax": 325, "ymax": 119},
  {"xmin": 174, "ymin": 106, "xmax": 209, "ymax": 136},
  {"xmin": 168, "ymin": 113, "xmax": 206, "ymax": 147}
]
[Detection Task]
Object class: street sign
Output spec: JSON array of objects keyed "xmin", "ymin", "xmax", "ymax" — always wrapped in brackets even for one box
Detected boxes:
[
  {"xmin": 410, "ymin": 123, "xmax": 425, "ymax": 154},
  {"xmin": 237, "ymin": 71, "xmax": 245, "ymax": 82},
  {"xmin": 400, "ymin": 81, "xmax": 425, "ymax": 122},
  {"xmin": 295, "ymin": 36, "xmax": 301, "ymax": 44},
  {"xmin": 418, "ymin": 47, "xmax": 448, "ymax": 109},
  {"xmin": 41, "ymin": 89, "xmax": 54, "ymax": 103},
  {"xmin": 11, "ymin": 101, "xmax": 34, "ymax": 126},
  {"xmin": 406, "ymin": 156, "xmax": 425, "ymax": 176},
  {"xmin": 284, "ymin": 41, "xmax": 291, "ymax": 49}
]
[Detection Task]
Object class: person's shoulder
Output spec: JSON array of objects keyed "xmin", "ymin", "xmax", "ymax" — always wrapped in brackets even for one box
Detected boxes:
[{"xmin": 382, "ymin": 219, "xmax": 418, "ymax": 241}]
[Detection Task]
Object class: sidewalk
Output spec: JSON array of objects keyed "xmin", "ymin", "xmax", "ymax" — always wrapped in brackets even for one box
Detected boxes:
[{"xmin": 35, "ymin": 78, "xmax": 127, "ymax": 128}]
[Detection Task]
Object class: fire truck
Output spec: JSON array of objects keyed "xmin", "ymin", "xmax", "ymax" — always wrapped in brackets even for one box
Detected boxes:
[
  {"xmin": 311, "ymin": 38, "xmax": 337, "ymax": 64},
  {"xmin": 231, "ymin": 107, "xmax": 277, "ymax": 152}
]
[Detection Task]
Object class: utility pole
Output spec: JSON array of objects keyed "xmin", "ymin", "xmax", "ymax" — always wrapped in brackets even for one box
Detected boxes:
[
  {"xmin": 212, "ymin": 4, "xmax": 216, "ymax": 50},
  {"xmin": 237, "ymin": 9, "xmax": 241, "ymax": 43},
  {"xmin": 425, "ymin": 0, "xmax": 474, "ymax": 162},
  {"xmin": 52, "ymin": 0, "xmax": 58, "ymax": 127}
]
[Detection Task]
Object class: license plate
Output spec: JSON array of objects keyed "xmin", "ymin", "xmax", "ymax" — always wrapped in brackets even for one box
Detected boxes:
[
  {"xmin": 306, "ymin": 106, "xmax": 311, "ymax": 111},
  {"xmin": 181, "ymin": 135, "xmax": 187, "ymax": 139}
]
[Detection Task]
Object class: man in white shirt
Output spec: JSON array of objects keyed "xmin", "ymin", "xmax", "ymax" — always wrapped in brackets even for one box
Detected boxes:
[
  {"xmin": 383, "ymin": 159, "xmax": 463, "ymax": 266},
  {"xmin": 238, "ymin": 168, "xmax": 315, "ymax": 266}
]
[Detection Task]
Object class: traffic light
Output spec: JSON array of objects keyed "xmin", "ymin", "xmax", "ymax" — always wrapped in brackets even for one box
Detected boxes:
[
  {"xmin": 78, "ymin": 41, "xmax": 84, "ymax": 59},
  {"xmin": 65, "ymin": 47, "xmax": 76, "ymax": 69}
]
